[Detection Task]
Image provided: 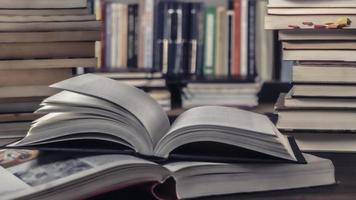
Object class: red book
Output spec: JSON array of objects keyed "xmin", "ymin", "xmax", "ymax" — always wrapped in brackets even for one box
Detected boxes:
[{"xmin": 232, "ymin": 0, "xmax": 241, "ymax": 76}]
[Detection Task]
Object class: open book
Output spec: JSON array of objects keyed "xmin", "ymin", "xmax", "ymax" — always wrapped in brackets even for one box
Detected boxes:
[
  {"xmin": 0, "ymin": 149, "xmax": 335, "ymax": 200},
  {"xmin": 9, "ymin": 74, "xmax": 305, "ymax": 163}
]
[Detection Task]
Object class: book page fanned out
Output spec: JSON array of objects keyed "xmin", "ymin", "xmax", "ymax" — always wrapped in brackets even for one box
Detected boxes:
[{"xmin": 9, "ymin": 74, "xmax": 305, "ymax": 163}]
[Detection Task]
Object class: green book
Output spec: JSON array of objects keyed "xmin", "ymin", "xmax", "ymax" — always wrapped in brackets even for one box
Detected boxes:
[{"xmin": 203, "ymin": 6, "xmax": 216, "ymax": 76}]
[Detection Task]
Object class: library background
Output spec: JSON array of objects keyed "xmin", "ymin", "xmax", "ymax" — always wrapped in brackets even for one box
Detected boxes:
[{"xmin": 1, "ymin": 0, "xmax": 356, "ymax": 199}]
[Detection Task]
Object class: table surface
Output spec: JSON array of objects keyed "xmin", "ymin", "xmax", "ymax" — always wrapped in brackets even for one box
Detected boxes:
[{"xmin": 92, "ymin": 153, "xmax": 356, "ymax": 200}]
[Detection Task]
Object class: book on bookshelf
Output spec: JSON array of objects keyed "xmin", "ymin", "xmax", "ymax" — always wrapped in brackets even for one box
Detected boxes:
[{"xmin": 102, "ymin": 0, "xmax": 261, "ymax": 79}]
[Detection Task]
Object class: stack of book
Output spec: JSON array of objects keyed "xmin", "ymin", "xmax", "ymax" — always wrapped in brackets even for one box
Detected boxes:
[
  {"xmin": 266, "ymin": 0, "xmax": 356, "ymax": 152},
  {"xmin": 0, "ymin": 0, "xmax": 101, "ymax": 146},
  {"xmin": 95, "ymin": 71, "xmax": 171, "ymax": 111},
  {"xmin": 182, "ymin": 81, "xmax": 261, "ymax": 108},
  {"xmin": 102, "ymin": 0, "xmax": 260, "ymax": 79}
]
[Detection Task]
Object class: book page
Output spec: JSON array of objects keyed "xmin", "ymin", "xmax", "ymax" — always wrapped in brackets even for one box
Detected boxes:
[
  {"xmin": 50, "ymin": 74, "xmax": 170, "ymax": 146},
  {"xmin": 0, "ymin": 166, "xmax": 30, "ymax": 196},
  {"xmin": 167, "ymin": 106, "xmax": 276, "ymax": 136},
  {"xmin": 0, "ymin": 150, "xmax": 166, "ymax": 200}
]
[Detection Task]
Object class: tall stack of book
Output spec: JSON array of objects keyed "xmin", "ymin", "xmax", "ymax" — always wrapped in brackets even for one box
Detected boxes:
[
  {"xmin": 266, "ymin": 0, "xmax": 356, "ymax": 152},
  {"xmin": 0, "ymin": 0, "xmax": 101, "ymax": 146},
  {"xmin": 102, "ymin": 0, "xmax": 261, "ymax": 79}
]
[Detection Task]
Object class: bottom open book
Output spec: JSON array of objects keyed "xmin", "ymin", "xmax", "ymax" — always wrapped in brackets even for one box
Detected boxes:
[{"xmin": 0, "ymin": 149, "xmax": 335, "ymax": 200}]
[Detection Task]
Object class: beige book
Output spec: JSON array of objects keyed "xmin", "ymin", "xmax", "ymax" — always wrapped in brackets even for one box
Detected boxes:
[
  {"xmin": 0, "ymin": 21, "xmax": 101, "ymax": 32},
  {"xmin": 292, "ymin": 85, "xmax": 356, "ymax": 98},
  {"xmin": 0, "ymin": 68, "xmax": 73, "ymax": 87},
  {"xmin": 277, "ymin": 110, "xmax": 356, "ymax": 131},
  {"xmin": 0, "ymin": 8, "xmax": 90, "ymax": 16},
  {"xmin": 265, "ymin": 15, "xmax": 356, "ymax": 30},
  {"xmin": 279, "ymin": 29, "xmax": 356, "ymax": 41},
  {"xmin": 0, "ymin": 85, "xmax": 58, "ymax": 99},
  {"xmin": 284, "ymin": 50, "xmax": 356, "ymax": 62},
  {"xmin": 0, "ymin": 15, "xmax": 95, "ymax": 22},
  {"xmin": 286, "ymin": 132, "xmax": 356, "ymax": 153},
  {"xmin": 0, "ymin": 58, "xmax": 97, "ymax": 70},
  {"xmin": 283, "ymin": 41, "xmax": 356, "ymax": 50},
  {"xmin": 268, "ymin": 0, "xmax": 356, "ymax": 8},
  {"xmin": 0, "ymin": 42, "xmax": 95, "ymax": 59},
  {"xmin": 119, "ymin": 4, "xmax": 128, "ymax": 67},
  {"xmin": 215, "ymin": 7, "xmax": 227, "ymax": 76},
  {"xmin": 0, "ymin": 113, "xmax": 43, "ymax": 123},
  {"xmin": 0, "ymin": 0, "xmax": 87, "ymax": 9},
  {"xmin": 269, "ymin": 8, "xmax": 356, "ymax": 15},
  {"xmin": 0, "ymin": 31, "xmax": 100, "ymax": 43},
  {"xmin": 293, "ymin": 64, "xmax": 356, "ymax": 83},
  {"xmin": 278, "ymin": 92, "xmax": 356, "ymax": 109}
]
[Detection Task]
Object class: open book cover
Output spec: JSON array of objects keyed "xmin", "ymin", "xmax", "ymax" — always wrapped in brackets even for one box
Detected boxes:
[
  {"xmin": 0, "ymin": 149, "xmax": 335, "ymax": 200},
  {"xmin": 8, "ymin": 74, "xmax": 306, "ymax": 164}
]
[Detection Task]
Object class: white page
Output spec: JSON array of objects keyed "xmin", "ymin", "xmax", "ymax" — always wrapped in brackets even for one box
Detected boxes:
[
  {"xmin": 50, "ymin": 74, "xmax": 170, "ymax": 146},
  {"xmin": 0, "ymin": 166, "xmax": 30, "ymax": 196},
  {"xmin": 167, "ymin": 106, "xmax": 276, "ymax": 136}
]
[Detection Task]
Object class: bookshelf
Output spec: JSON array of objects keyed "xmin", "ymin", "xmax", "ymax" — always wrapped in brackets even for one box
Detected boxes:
[{"xmin": 97, "ymin": 0, "xmax": 283, "ymax": 115}]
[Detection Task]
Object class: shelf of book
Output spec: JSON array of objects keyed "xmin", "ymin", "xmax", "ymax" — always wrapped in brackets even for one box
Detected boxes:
[{"xmin": 92, "ymin": 0, "xmax": 283, "ymax": 114}]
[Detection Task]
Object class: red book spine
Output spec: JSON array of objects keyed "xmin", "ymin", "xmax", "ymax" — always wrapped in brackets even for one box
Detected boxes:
[{"xmin": 232, "ymin": 0, "xmax": 241, "ymax": 76}]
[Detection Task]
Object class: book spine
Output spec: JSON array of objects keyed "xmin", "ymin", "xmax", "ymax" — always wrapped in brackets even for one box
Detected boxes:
[
  {"xmin": 105, "ymin": 3, "xmax": 113, "ymax": 68},
  {"xmin": 113, "ymin": 4, "xmax": 120, "ymax": 68},
  {"xmin": 156, "ymin": 1, "xmax": 172, "ymax": 74},
  {"xmin": 121, "ymin": 5, "xmax": 128, "ymax": 67},
  {"xmin": 138, "ymin": 0, "xmax": 155, "ymax": 69},
  {"xmin": 87, "ymin": 0, "xmax": 94, "ymax": 14},
  {"xmin": 187, "ymin": 3, "xmax": 204, "ymax": 76},
  {"xmin": 167, "ymin": 2, "xmax": 188, "ymax": 76},
  {"xmin": 100, "ymin": 0, "xmax": 106, "ymax": 68},
  {"xmin": 232, "ymin": 0, "xmax": 241, "ymax": 76},
  {"xmin": 127, "ymin": 4, "xmax": 138, "ymax": 68},
  {"xmin": 248, "ymin": 0, "xmax": 256, "ymax": 77},
  {"xmin": 227, "ymin": 0, "xmax": 234, "ymax": 76},
  {"xmin": 203, "ymin": 6, "xmax": 216, "ymax": 77},
  {"xmin": 240, "ymin": 0, "xmax": 248, "ymax": 77},
  {"xmin": 180, "ymin": 3, "xmax": 190, "ymax": 76},
  {"xmin": 94, "ymin": 0, "xmax": 102, "ymax": 20},
  {"xmin": 215, "ymin": 7, "xmax": 227, "ymax": 77},
  {"xmin": 153, "ymin": 0, "xmax": 163, "ymax": 72},
  {"xmin": 196, "ymin": 4, "xmax": 205, "ymax": 77}
]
